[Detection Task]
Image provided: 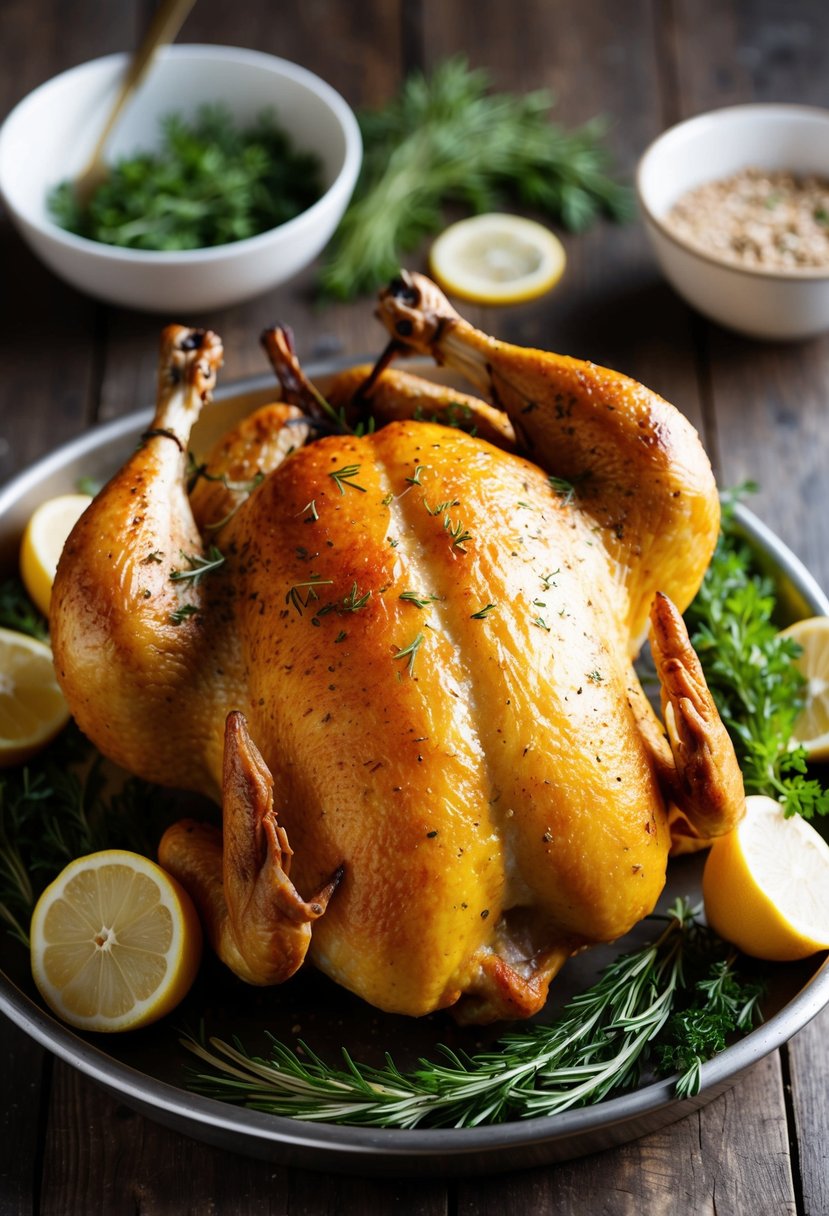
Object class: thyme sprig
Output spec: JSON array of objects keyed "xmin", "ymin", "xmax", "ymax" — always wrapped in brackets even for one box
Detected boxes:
[{"xmin": 183, "ymin": 900, "xmax": 762, "ymax": 1127}]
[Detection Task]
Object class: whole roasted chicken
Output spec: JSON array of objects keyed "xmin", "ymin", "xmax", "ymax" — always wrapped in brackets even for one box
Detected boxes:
[{"xmin": 51, "ymin": 274, "xmax": 744, "ymax": 1023}]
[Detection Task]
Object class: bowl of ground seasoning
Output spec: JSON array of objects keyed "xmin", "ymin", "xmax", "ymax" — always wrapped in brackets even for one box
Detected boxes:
[{"xmin": 636, "ymin": 104, "xmax": 829, "ymax": 340}]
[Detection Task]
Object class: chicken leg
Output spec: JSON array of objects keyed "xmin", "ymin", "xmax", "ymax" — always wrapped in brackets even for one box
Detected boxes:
[
  {"xmin": 159, "ymin": 712, "xmax": 342, "ymax": 985},
  {"xmin": 375, "ymin": 272, "xmax": 720, "ymax": 650}
]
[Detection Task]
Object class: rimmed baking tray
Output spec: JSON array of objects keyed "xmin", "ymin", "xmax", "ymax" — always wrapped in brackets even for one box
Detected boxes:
[{"xmin": 1, "ymin": 365, "xmax": 827, "ymax": 1176}]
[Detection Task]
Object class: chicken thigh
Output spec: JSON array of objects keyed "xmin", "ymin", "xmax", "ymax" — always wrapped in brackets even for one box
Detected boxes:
[{"xmin": 51, "ymin": 281, "xmax": 744, "ymax": 1023}]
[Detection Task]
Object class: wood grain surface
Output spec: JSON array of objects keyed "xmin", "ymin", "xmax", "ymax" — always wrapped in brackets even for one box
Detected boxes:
[{"xmin": 2, "ymin": 1, "xmax": 829, "ymax": 1212}]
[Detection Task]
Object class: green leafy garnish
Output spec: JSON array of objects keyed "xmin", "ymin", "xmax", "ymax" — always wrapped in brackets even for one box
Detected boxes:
[
  {"xmin": 0, "ymin": 576, "xmax": 47, "ymax": 641},
  {"xmin": 183, "ymin": 900, "xmax": 762, "ymax": 1126},
  {"xmin": 48, "ymin": 105, "xmax": 323, "ymax": 251},
  {"xmin": 685, "ymin": 495, "xmax": 829, "ymax": 819},
  {"xmin": 319, "ymin": 57, "xmax": 633, "ymax": 300},
  {"xmin": 0, "ymin": 724, "xmax": 156, "ymax": 947}
]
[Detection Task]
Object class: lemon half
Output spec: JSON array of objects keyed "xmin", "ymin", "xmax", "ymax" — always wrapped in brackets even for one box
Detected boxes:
[
  {"xmin": 703, "ymin": 794, "xmax": 829, "ymax": 961},
  {"xmin": 429, "ymin": 213, "xmax": 566, "ymax": 305},
  {"xmin": 20, "ymin": 492, "xmax": 92, "ymax": 617},
  {"xmin": 778, "ymin": 615, "xmax": 829, "ymax": 761},
  {"xmin": 31, "ymin": 850, "xmax": 203, "ymax": 1032},
  {"xmin": 0, "ymin": 626, "xmax": 69, "ymax": 767}
]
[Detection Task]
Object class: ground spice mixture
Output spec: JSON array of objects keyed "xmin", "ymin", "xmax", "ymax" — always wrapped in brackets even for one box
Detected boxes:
[{"xmin": 666, "ymin": 168, "xmax": 829, "ymax": 271}]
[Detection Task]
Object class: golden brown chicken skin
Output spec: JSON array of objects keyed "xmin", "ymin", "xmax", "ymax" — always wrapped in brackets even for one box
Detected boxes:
[{"xmin": 51, "ymin": 287, "xmax": 745, "ymax": 1023}]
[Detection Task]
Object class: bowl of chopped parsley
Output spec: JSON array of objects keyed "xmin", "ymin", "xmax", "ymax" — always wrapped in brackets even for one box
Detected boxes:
[{"xmin": 0, "ymin": 45, "xmax": 362, "ymax": 311}]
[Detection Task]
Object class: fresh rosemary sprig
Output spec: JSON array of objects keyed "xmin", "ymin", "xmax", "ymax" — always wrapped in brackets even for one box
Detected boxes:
[
  {"xmin": 329, "ymin": 465, "xmax": 367, "ymax": 495},
  {"xmin": 320, "ymin": 57, "xmax": 632, "ymax": 299},
  {"xmin": 170, "ymin": 546, "xmax": 226, "ymax": 586},
  {"xmin": 685, "ymin": 493, "xmax": 829, "ymax": 819},
  {"xmin": 183, "ymin": 900, "xmax": 762, "ymax": 1127}
]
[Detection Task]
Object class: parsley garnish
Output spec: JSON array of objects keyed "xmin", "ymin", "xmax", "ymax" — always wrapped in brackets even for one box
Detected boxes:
[
  {"xmin": 48, "ymin": 106, "xmax": 323, "ymax": 251},
  {"xmin": 685, "ymin": 498, "xmax": 829, "ymax": 820}
]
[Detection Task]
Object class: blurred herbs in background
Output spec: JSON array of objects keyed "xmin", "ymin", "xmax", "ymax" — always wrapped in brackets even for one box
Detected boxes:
[{"xmin": 320, "ymin": 57, "xmax": 633, "ymax": 300}]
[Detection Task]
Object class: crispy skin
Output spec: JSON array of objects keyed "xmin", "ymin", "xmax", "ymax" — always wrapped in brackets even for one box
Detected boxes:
[
  {"xmin": 229, "ymin": 421, "xmax": 670, "ymax": 1015},
  {"xmin": 51, "ymin": 293, "xmax": 743, "ymax": 1022}
]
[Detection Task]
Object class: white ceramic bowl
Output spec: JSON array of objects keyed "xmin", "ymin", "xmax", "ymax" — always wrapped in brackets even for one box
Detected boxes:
[
  {"xmin": 0, "ymin": 45, "xmax": 362, "ymax": 313},
  {"xmin": 636, "ymin": 104, "xmax": 829, "ymax": 340}
]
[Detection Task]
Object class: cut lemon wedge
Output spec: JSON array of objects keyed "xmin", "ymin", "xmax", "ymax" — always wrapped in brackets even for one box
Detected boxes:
[
  {"xmin": 778, "ymin": 615, "xmax": 829, "ymax": 761},
  {"xmin": 702, "ymin": 794, "xmax": 829, "ymax": 961},
  {"xmin": 429, "ymin": 213, "xmax": 566, "ymax": 305},
  {"xmin": 30, "ymin": 850, "xmax": 203, "ymax": 1032},
  {"xmin": 0, "ymin": 626, "xmax": 69, "ymax": 767},
  {"xmin": 20, "ymin": 492, "xmax": 92, "ymax": 617}
]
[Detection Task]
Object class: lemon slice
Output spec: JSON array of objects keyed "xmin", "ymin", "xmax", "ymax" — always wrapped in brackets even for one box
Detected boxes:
[
  {"xmin": 778, "ymin": 616, "xmax": 829, "ymax": 761},
  {"xmin": 702, "ymin": 794, "xmax": 829, "ymax": 961},
  {"xmin": 429, "ymin": 213, "xmax": 566, "ymax": 305},
  {"xmin": 30, "ymin": 850, "xmax": 203, "ymax": 1033},
  {"xmin": 0, "ymin": 626, "xmax": 70, "ymax": 767},
  {"xmin": 20, "ymin": 492, "xmax": 92, "ymax": 617}
]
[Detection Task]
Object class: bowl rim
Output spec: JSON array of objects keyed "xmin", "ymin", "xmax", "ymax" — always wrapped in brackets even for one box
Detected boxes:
[
  {"xmin": 635, "ymin": 102, "xmax": 829, "ymax": 285},
  {"xmin": 0, "ymin": 43, "xmax": 363, "ymax": 265}
]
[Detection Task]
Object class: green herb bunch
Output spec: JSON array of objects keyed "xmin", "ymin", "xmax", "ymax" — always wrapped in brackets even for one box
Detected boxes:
[
  {"xmin": 320, "ymin": 57, "xmax": 633, "ymax": 299},
  {"xmin": 184, "ymin": 900, "xmax": 763, "ymax": 1127},
  {"xmin": 684, "ymin": 492, "xmax": 829, "ymax": 820},
  {"xmin": 49, "ymin": 105, "xmax": 323, "ymax": 251}
]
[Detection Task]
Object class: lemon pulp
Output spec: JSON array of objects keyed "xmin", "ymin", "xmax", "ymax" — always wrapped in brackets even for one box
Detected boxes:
[
  {"xmin": 703, "ymin": 794, "xmax": 829, "ymax": 961},
  {"xmin": 0, "ymin": 626, "xmax": 69, "ymax": 767},
  {"xmin": 429, "ymin": 213, "xmax": 566, "ymax": 305},
  {"xmin": 30, "ymin": 850, "xmax": 202, "ymax": 1032},
  {"xmin": 778, "ymin": 615, "xmax": 829, "ymax": 761}
]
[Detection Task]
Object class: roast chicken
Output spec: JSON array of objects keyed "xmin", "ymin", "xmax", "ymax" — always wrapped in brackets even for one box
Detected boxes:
[{"xmin": 50, "ymin": 274, "xmax": 745, "ymax": 1023}]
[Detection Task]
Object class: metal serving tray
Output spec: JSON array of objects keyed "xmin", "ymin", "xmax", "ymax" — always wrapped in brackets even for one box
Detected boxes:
[{"xmin": 1, "ymin": 366, "xmax": 828, "ymax": 1177}]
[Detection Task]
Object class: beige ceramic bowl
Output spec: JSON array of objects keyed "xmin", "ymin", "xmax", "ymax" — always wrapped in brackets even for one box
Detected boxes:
[
  {"xmin": 0, "ymin": 45, "xmax": 362, "ymax": 313},
  {"xmin": 636, "ymin": 104, "xmax": 829, "ymax": 340}
]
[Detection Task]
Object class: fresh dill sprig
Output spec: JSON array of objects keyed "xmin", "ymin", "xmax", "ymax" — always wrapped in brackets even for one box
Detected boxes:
[
  {"xmin": 319, "ymin": 57, "xmax": 632, "ymax": 299},
  {"xmin": 183, "ymin": 900, "xmax": 762, "ymax": 1127},
  {"xmin": 685, "ymin": 495, "xmax": 829, "ymax": 819}
]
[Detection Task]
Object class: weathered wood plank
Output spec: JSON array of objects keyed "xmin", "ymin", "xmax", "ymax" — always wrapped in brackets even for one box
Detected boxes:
[
  {"xmin": 38, "ymin": 1063, "xmax": 448, "ymax": 1216},
  {"xmin": 455, "ymin": 1054, "xmax": 795, "ymax": 1216},
  {"xmin": 0, "ymin": 0, "xmax": 142, "ymax": 481},
  {"xmin": 785, "ymin": 1003, "xmax": 829, "ymax": 1216},
  {"xmin": 1, "ymin": 1018, "xmax": 48, "ymax": 1216}
]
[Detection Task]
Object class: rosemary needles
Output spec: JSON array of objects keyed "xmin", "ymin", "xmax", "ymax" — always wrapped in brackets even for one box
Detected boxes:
[{"xmin": 183, "ymin": 900, "xmax": 763, "ymax": 1128}]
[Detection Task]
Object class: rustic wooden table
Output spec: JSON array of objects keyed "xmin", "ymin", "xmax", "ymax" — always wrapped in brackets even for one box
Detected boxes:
[{"xmin": 3, "ymin": 1, "xmax": 829, "ymax": 1211}]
